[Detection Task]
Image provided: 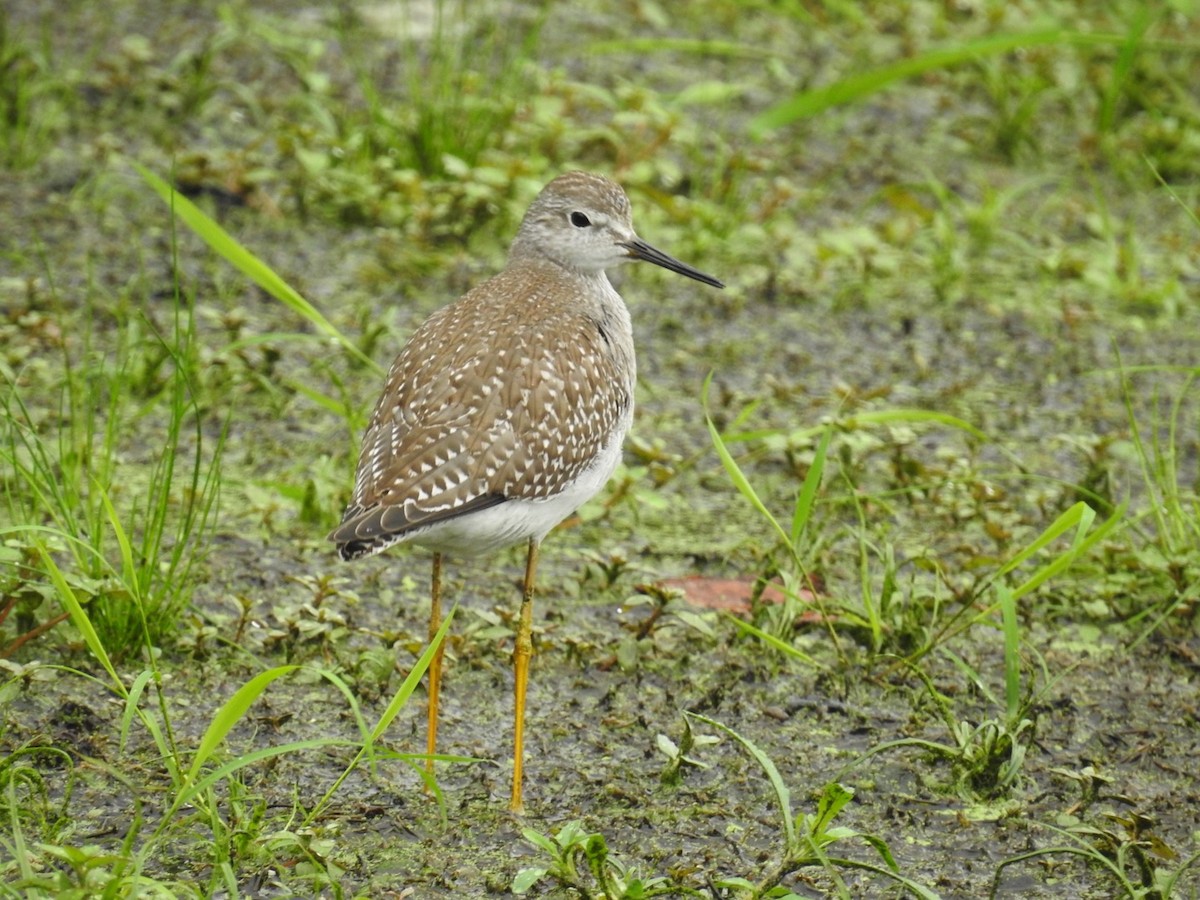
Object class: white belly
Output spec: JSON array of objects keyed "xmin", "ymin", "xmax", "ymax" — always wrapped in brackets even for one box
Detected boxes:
[{"xmin": 406, "ymin": 418, "xmax": 629, "ymax": 558}]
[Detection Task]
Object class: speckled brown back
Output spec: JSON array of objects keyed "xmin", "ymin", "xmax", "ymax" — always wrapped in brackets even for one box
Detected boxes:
[{"xmin": 330, "ymin": 259, "xmax": 634, "ymax": 559}]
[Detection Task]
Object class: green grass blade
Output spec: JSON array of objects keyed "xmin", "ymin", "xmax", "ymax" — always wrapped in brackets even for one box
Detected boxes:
[
  {"xmin": 992, "ymin": 502, "xmax": 1090, "ymax": 585},
  {"xmin": 184, "ymin": 664, "xmax": 301, "ymax": 785},
  {"xmin": 217, "ymin": 861, "xmax": 239, "ymax": 900},
  {"xmin": 1147, "ymin": 159, "xmax": 1200, "ymax": 231},
  {"xmin": 790, "ymin": 426, "xmax": 831, "ymax": 547},
  {"xmin": 752, "ymin": 29, "xmax": 1130, "ymax": 135},
  {"xmin": 6, "ymin": 780, "xmax": 35, "ymax": 885},
  {"xmin": 586, "ymin": 37, "xmax": 768, "ymax": 59},
  {"xmin": 96, "ymin": 480, "xmax": 143, "ymax": 602},
  {"xmin": 811, "ymin": 782, "xmax": 856, "ymax": 837},
  {"xmin": 134, "ymin": 163, "xmax": 381, "ymax": 374},
  {"xmin": 726, "ymin": 613, "xmax": 825, "ymax": 669},
  {"xmin": 288, "ymin": 378, "xmax": 356, "ymax": 420},
  {"xmin": 940, "ymin": 648, "xmax": 998, "ymax": 708},
  {"xmin": 846, "ymin": 486, "xmax": 884, "ymax": 653},
  {"xmin": 1008, "ymin": 515, "xmax": 1116, "ymax": 601},
  {"xmin": 687, "ymin": 712, "xmax": 795, "ymax": 849},
  {"xmin": 34, "ymin": 539, "xmax": 122, "ymax": 695},
  {"xmin": 1097, "ymin": 6, "xmax": 1152, "ymax": 134},
  {"xmin": 224, "ymin": 331, "xmax": 349, "ymax": 354},
  {"xmin": 310, "ymin": 666, "xmax": 373, "ymax": 747},
  {"xmin": 174, "ymin": 738, "xmax": 360, "ymax": 811},
  {"xmin": 1005, "ymin": 503, "xmax": 1105, "ymax": 600},
  {"xmin": 702, "ymin": 374, "xmax": 792, "ymax": 553},
  {"xmin": 857, "ymin": 834, "xmax": 900, "ymax": 875},
  {"xmin": 841, "ymin": 408, "xmax": 988, "ymax": 442},
  {"xmin": 823, "ymin": 857, "xmax": 943, "ymax": 900},
  {"xmin": 998, "ymin": 586, "xmax": 1020, "ymax": 723},
  {"xmin": 305, "ymin": 603, "xmax": 457, "ymax": 823},
  {"xmin": 121, "ymin": 670, "xmax": 156, "ymax": 753},
  {"xmin": 367, "ymin": 604, "xmax": 455, "ymax": 746},
  {"xmin": 371, "ymin": 749, "xmax": 482, "ymax": 764}
]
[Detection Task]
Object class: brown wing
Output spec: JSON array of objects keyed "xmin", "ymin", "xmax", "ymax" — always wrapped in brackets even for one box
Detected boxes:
[{"xmin": 329, "ymin": 269, "xmax": 631, "ymax": 560}]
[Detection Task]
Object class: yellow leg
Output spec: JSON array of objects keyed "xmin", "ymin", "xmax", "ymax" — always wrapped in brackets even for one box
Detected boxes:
[
  {"xmin": 510, "ymin": 538, "xmax": 539, "ymax": 814},
  {"xmin": 425, "ymin": 552, "xmax": 444, "ymax": 786}
]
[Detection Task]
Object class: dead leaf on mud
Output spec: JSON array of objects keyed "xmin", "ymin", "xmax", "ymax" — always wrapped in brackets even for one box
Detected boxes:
[{"xmin": 659, "ymin": 575, "xmax": 819, "ymax": 617}]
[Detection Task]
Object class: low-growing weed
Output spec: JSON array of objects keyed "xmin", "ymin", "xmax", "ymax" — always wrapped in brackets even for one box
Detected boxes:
[
  {"xmin": 513, "ymin": 820, "xmax": 685, "ymax": 898},
  {"xmin": 687, "ymin": 714, "xmax": 941, "ymax": 899},
  {"xmin": 992, "ymin": 814, "xmax": 1200, "ymax": 899}
]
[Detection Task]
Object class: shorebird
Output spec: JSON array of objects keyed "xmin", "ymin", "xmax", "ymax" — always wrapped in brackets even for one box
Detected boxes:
[{"xmin": 329, "ymin": 171, "xmax": 723, "ymax": 812}]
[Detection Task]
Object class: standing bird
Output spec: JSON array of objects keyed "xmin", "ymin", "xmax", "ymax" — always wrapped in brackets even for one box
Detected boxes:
[{"xmin": 329, "ymin": 171, "xmax": 723, "ymax": 812}]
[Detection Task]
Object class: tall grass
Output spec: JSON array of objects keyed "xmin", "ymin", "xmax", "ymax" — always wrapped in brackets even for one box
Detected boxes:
[
  {"xmin": 345, "ymin": 0, "xmax": 546, "ymax": 177},
  {"xmin": 1, "ymin": 275, "xmax": 224, "ymax": 658},
  {"xmin": 0, "ymin": 15, "xmax": 74, "ymax": 170}
]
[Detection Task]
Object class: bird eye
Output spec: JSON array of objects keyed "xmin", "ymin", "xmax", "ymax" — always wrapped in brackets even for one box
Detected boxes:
[{"xmin": 570, "ymin": 211, "xmax": 591, "ymax": 228}]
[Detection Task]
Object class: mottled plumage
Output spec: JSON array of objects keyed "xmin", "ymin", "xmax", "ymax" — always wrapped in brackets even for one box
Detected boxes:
[
  {"xmin": 328, "ymin": 171, "xmax": 722, "ymax": 812},
  {"xmin": 330, "ymin": 259, "xmax": 637, "ymax": 559}
]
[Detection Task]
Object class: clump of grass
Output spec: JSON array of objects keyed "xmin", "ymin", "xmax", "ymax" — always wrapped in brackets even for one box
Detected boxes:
[
  {"xmin": 345, "ymin": 0, "xmax": 545, "ymax": 178},
  {"xmin": 1, "ymin": 278, "xmax": 225, "ymax": 658},
  {"xmin": 687, "ymin": 714, "xmax": 941, "ymax": 899},
  {"xmin": 1109, "ymin": 175, "xmax": 1200, "ymax": 640},
  {"xmin": 0, "ymin": 14, "xmax": 75, "ymax": 170},
  {"xmin": 1113, "ymin": 358, "xmax": 1200, "ymax": 644},
  {"xmin": 846, "ymin": 649, "xmax": 1039, "ymax": 802},
  {"xmin": 992, "ymin": 813, "xmax": 1200, "ymax": 899},
  {"xmin": 0, "ymin": 585, "xmax": 459, "ymax": 893},
  {"xmin": 249, "ymin": 0, "xmax": 547, "ymax": 237}
]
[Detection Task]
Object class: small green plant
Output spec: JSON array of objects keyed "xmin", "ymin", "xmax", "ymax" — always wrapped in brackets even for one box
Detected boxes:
[
  {"xmin": 513, "ymin": 820, "xmax": 689, "ymax": 898},
  {"xmin": 656, "ymin": 713, "xmax": 720, "ymax": 786},
  {"xmin": 972, "ymin": 53, "xmax": 1053, "ymax": 162},
  {"xmin": 687, "ymin": 714, "xmax": 941, "ymax": 899},
  {"xmin": 992, "ymin": 813, "xmax": 1200, "ymax": 899},
  {"xmin": 841, "ymin": 504, "xmax": 1119, "ymax": 801},
  {"xmin": 857, "ymin": 658, "xmax": 1037, "ymax": 802},
  {"xmin": 703, "ymin": 374, "xmax": 839, "ymax": 666},
  {"xmin": 1112, "ymin": 356, "xmax": 1200, "ymax": 645}
]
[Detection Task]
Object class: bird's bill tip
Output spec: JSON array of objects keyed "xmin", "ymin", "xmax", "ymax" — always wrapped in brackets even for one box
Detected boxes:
[{"xmin": 621, "ymin": 238, "xmax": 724, "ymax": 289}]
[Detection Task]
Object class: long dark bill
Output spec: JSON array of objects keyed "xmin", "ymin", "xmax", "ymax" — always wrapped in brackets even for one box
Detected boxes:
[{"xmin": 622, "ymin": 238, "xmax": 724, "ymax": 289}]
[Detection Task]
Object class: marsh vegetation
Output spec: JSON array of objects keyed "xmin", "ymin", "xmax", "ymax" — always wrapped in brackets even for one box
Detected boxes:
[{"xmin": 2, "ymin": 0, "xmax": 1199, "ymax": 896}]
